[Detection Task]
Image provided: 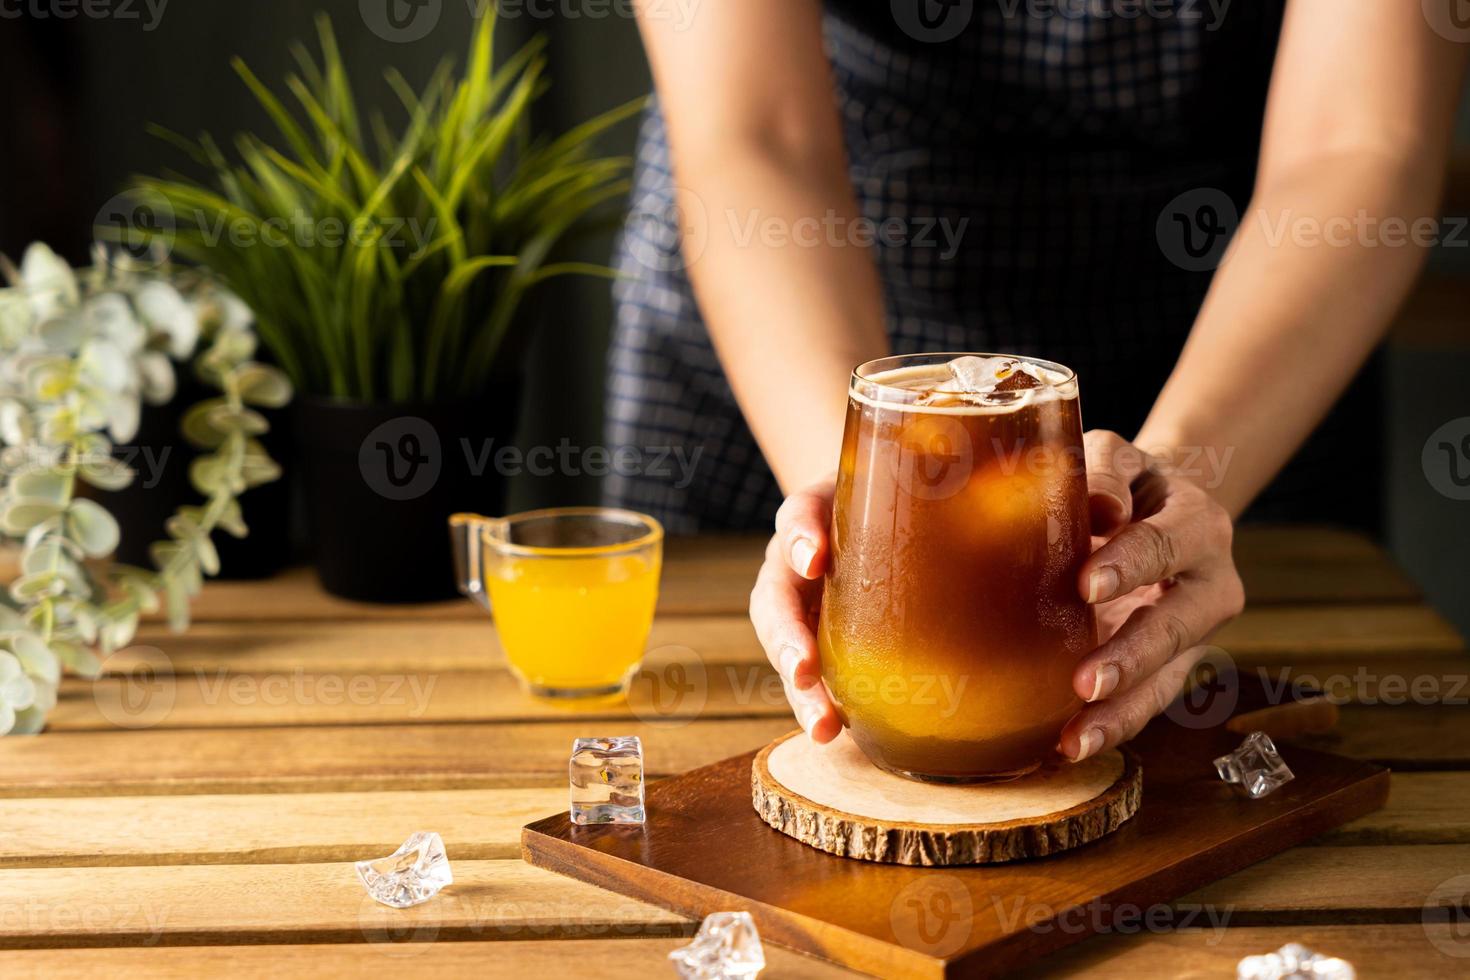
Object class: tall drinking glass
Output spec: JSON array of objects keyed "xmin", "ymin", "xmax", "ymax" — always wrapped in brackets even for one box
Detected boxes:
[{"xmin": 816, "ymin": 353, "xmax": 1096, "ymax": 781}]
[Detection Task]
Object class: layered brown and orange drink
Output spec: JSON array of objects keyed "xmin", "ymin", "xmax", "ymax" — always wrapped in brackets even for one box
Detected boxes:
[{"xmin": 817, "ymin": 353, "xmax": 1096, "ymax": 781}]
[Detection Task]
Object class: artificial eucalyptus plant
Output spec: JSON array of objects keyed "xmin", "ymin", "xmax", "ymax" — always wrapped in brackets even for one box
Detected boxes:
[
  {"xmin": 0, "ymin": 243, "xmax": 291, "ymax": 734},
  {"xmin": 127, "ymin": 10, "xmax": 639, "ymax": 403}
]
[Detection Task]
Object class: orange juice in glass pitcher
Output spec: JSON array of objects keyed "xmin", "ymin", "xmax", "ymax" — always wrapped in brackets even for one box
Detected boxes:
[{"xmin": 450, "ymin": 507, "xmax": 663, "ymax": 699}]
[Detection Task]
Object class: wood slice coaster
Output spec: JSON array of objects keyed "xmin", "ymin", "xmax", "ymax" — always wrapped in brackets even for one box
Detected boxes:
[{"xmin": 751, "ymin": 730, "xmax": 1142, "ymax": 865}]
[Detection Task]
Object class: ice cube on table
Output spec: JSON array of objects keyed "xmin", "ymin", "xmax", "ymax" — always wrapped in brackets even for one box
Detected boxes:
[
  {"xmin": 1237, "ymin": 941, "xmax": 1355, "ymax": 980},
  {"xmin": 1214, "ymin": 731, "xmax": 1295, "ymax": 799},
  {"xmin": 354, "ymin": 831, "xmax": 452, "ymax": 909},
  {"xmin": 570, "ymin": 735, "xmax": 645, "ymax": 825},
  {"xmin": 668, "ymin": 911, "xmax": 766, "ymax": 979}
]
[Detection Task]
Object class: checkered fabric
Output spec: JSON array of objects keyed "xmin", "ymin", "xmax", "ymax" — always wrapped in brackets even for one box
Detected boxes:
[{"xmin": 604, "ymin": 1, "xmax": 1382, "ymax": 533}]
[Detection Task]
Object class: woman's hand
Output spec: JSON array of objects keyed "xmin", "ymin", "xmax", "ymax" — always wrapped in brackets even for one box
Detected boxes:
[
  {"xmin": 748, "ymin": 478, "xmax": 843, "ymax": 742},
  {"xmin": 1059, "ymin": 430, "xmax": 1246, "ymax": 763}
]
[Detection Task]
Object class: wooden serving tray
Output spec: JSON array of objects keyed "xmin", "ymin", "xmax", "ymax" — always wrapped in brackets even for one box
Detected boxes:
[{"xmin": 522, "ymin": 674, "xmax": 1388, "ymax": 979}]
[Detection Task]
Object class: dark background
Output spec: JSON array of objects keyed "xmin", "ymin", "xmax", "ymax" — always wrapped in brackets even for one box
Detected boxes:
[{"xmin": 0, "ymin": 2, "xmax": 1466, "ymax": 632}]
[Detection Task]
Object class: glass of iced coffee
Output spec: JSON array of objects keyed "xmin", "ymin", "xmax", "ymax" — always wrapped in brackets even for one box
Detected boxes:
[{"xmin": 816, "ymin": 353, "xmax": 1096, "ymax": 782}]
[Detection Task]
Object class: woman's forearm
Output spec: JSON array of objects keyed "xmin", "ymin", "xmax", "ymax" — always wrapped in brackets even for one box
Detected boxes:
[
  {"xmin": 635, "ymin": 0, "xmax": 888, "ymax": 493},
  {"xmin": 1137, "ymin": 154, "xmax": 1442, "ymax": 517},
  {"xmin": 672, "ymin": 141, "xmax": 889, "ymax": 492}
]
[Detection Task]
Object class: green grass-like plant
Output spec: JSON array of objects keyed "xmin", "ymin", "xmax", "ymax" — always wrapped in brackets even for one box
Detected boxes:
[{"xmin": 126, "ymin": 11, "xmax": 639, "ymax": 403}]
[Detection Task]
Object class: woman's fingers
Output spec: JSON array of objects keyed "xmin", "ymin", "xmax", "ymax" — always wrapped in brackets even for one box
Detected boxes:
[
  {"xmin": 1071, "ymin": 567, "xmax": 1244, "ymax": 703},
  {"xmin": 748, "ymin": 551, "xmax": 840, "ymax": 742},
  {"xmin": 774, "ymin": 484, "xmax": 833, "ymax": 579},
  {"xmin": 1059, "ymin": 644, "xmax": 1216, "ymax": 762},
  {"xmin": 1079, "ymin": 480, "xmax": 1233, "ymax": 604},
  {"xmin": 750, "ymin": 541, "xmax": 823, "ymax": 688},
  {"xmin": 752, "ymin": 484, "xmax": 842, "ymax": 743},
  {"xmin": 1083, "ymin": 430, "xmax": 1150, "ymax": 533}
]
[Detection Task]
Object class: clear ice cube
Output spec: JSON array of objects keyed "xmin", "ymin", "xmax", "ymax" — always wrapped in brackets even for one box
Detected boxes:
[
  {"xmin": 918, "ymin": 356, "xmax": 1047, "ymax": 406},
  {"xmin": 1214, "ymin": 731, "xmax": 1295, "ymax": 799},
  {"xmin": 944, "ymin": 355, "xmax": 1015, "ymax": 393},
  {"xmin": 1237, "ymin": 941, "xmax": 1356, "ymax": 980},
  {"xmin": 570, "ymin": 735, "xmax": 645, "ymax": 825},
  {"xmin": 354, "ymin": 831, "xmax": 453, "ymax": 908},
  {"xmin": 668, "ymin": 911, "xmax": 766, "ymax": 979}
]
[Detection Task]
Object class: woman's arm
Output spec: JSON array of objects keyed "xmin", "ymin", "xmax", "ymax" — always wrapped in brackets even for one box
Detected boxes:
[
  {"xmin": 1137, "ymin": 0, "xmax": 1470, "ymax": 515},
  {"xmin": 634, "ymin": 0, "xmax": 888, "ymax": 493}
]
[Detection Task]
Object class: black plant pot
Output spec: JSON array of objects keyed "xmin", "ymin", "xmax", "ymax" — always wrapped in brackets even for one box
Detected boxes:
[
  {"xmin": 293, "ymin": 383, "xmax": 521, "ymax": 603},
  {"xmin": 94, "ymin": 380, "xmax": 293, "ymax": 580}
]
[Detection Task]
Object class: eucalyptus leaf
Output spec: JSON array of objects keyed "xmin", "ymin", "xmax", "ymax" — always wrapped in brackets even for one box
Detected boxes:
[
  {"xmin": 9, "ymin": 572, "xmax": 65, "ymax": 603},
  {"xmin": 0, "ymin": 399, "xmax": 32, "ymax": 445},
  {"xmin": 0, "ymin": 500, "xmax": 65, "ymax": 535},
  {"xmin": 65, "ymin": 498, "xmax": 121, "ymax": 557},
  {"xmin": 163, "ymin": 576, "xmax": 189, "ymax": 632},
  {"xmin": 0, "ymin": 652, "xmax": 37, "ymax": 711},
  {"xmin": 134, "ymin": 280, "xmax": 200, "ymax": 359},
  {"xmin": 12, "ymin": 469, "xmax": 69, "ymax": 504},
  {"xmin": 236, "ymin": 364, "xmax": 292, "ymax": 408},
  {"xmin": 6, "ymin": 703, "xmax": 48, "ymax": 735},
  {"xmin": 205, "ymin": 403, "xmax": 269, "ymax": 436},
  {"xmin": 181, "ymin": 399, "xmax": 229, "ymax": 448},
  {"xmin": 10, "ymin": 632, "xmax": 61, "ymax": 687},
  {"xmin": 51, "ymin": 639, "xmax": 102, "ymax": 680},
  {"xmin": 78, "ymin": 455, "xmax": 136, "ymax": 491},
  {"xmin": 137, "ymin": 350, "xmax": 177, "ymax": 404},
  {"xmin": 216, "ymin": 498, "xmax": 248, "ymax": 538}
]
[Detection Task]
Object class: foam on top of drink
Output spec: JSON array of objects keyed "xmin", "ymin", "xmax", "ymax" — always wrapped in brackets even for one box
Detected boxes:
[{"xmin": 854, "ymin": 355, "xmax": 1076, "ymax": 414}]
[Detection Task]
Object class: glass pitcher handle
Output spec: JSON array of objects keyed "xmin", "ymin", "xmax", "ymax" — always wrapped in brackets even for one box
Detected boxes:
[{"xmin": 449, "ymin": 513, "xmax": 493, "ymax": 613}]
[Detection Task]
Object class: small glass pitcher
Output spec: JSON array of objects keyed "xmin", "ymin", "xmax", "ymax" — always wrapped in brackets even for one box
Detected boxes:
[{"xmin": 450, "ymin": 507, "xmax": 664, "ymax": 699}]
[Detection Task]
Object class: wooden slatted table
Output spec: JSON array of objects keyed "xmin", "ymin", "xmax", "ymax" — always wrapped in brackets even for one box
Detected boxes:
[{"xmin": 1, "ymin": 526, "xmax": 1466, "ymax": 977}]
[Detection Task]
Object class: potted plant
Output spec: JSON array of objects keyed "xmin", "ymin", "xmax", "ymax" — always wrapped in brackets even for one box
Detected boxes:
[
  {"xmin": 0, "ymin": 242, "xmax": 290, "ymax": 734},
  {"xmin": 127, "ymin": 12, "xmax": 638, "ymax": 601}
]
